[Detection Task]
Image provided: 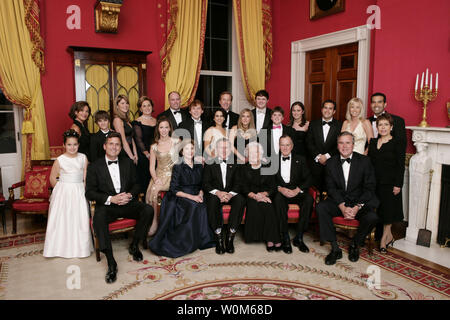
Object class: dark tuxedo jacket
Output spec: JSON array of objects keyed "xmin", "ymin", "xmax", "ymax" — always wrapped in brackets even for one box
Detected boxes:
[
  {"xmin": 252, "ymin": 107, "xmax": 272, "ymax": 133},
  {"xmin": 85, "ymin": 156, "xmax": 140, "ymax": 206},
  {"xmin": 178, "ymin": 117, "xmax": 208, "ymax": 156},
  {"xmin": 276, "ymin": 154, "xmax": 312, "ymax": 192},
  {"xmin": 267, "ymin": 124, "xmax": 294, "ymax": 157},
  {"xmin": 306, "ymin": 118, "xmax": 342, "ymax": 160},
  {"xmin": 205, "ymin": 108, "xmax": 239, "ymax": 129},
  {"xmin": 202, "ymin": 158, "xmax": 241, "ymax": 194},
  {"xmin": 325, "ymin": 152, "xmax": 379, "ymax": 209},
  {"xmin": 89, "ymin": 130, "xmax": 111, "ymax": 163},
  {"xmin": 157, "ymin": 107, "xmax": 189, "ymax": 130},
  {"xmin": 369, "ymin": 112, "xmax": 406, "ymax": 152}
]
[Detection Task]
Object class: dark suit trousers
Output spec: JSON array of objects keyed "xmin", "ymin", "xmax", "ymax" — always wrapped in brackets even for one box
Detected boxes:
[
  {"xmin": 205, "ymin": 193, "xmax": 246, "ymax": 231},
  {"xmin": 93, "ymin": 201, "xmax": 154, "ymax": 252},
  {"xmin": 316, "ymin": 199, "xmax": 378, "ymax": 246},
  {"xmin": 274, "ymin": 191, "xmax": 314, "ymax": 235},
  {"xmin": 310, "ymin": 161, "xmax": 327, "ymax": 192}
]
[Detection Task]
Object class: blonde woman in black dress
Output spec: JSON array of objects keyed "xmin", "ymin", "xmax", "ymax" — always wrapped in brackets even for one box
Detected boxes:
[{"xmin": 368, "ymin": 114, "xmax": 405, "ymax": 253}]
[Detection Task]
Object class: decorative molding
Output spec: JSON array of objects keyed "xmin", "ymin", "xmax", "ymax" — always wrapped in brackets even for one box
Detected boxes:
[
  {"xmin": 94, "ymin": 0, "xmax": 123, "ymax": 34},
  {"xmin": 290, "ymin": 25, "xmax": 371, "ymax": 118},
  {"xmin": 405, "ymin": 153, "xmax": 413, "ymax": 167}
]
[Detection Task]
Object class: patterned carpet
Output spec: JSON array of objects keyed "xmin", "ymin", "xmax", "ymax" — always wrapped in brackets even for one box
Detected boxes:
[{"xmin": 0, "ymin": 231, "xmax": 449, "ymax": 300}]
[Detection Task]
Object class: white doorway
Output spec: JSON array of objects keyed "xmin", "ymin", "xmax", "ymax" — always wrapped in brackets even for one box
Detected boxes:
[{"xmin": 0, "ymin": 90, "xmax": 22, "ymax": 199}]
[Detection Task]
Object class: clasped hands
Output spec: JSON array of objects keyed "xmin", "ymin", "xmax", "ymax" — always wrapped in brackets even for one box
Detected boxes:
[
  {"xmin": 339, "ymin": 202, "xmax": 359, "ymax": 220},
  {"xmin": 249, "ymin": 192, "xmax": 271, "ymax": 203},
  {"xmin": 278, "ymin": 186, "xmax": 301, "ymax": 198},
  {"xmin": 216, "ymin": 191, "xmax": 233, "ymax": 203},
  {"xmin": 111, "ymin": 192, "xmax": 133, "ymax": 206}
]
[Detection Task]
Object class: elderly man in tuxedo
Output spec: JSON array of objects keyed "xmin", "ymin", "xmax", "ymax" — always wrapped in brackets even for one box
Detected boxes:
[
  {"xmin": 306, "ymin": 99, "xmax": 342, "ymax": 192},
  {"xmin": 316, "ymin": 132, "xmax": 379, "ymax": 265},
  {"xmin": 86, "ymin": 132, "xmax": 154, "ymax": 283},
  {"xmin": 203, "ymin": 138, "xmax": 246, "ymax": 254},
  {"xmin": 157, "ymin": 91, "xmax": 189, "ymax": 130},
  {"xmin": 273, "ymin": 135, "xmax": 314, "ymax": 254}
]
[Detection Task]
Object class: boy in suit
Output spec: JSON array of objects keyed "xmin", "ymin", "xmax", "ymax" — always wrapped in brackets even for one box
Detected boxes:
[
  {"xmin": 90, "ymin": 110, "xmax": 112, "ymax": 162},
  {"xmin": 178, "ymin": 99, "xmax": 207, "ymax": 163},
  {"xmin": 267, "ymin": 106, "xmax": 294, "ymax": 159}
]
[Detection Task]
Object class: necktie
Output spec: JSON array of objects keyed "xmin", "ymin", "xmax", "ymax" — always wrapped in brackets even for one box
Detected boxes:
[
  {"xmin": 108, "ymin": 160, "xmax": 118, "ymax": 165},
  {"xmin": 282, "ymin": 156, "xmax": 290, "ymax": 161},
  {"xmin": 340, "ymin": 158, "xmax": 351, "ymax": 164},
  {"xmin": 273, "ymin": 125, "xmax": 281, "ymax": 129},
  {"xmin": 322, "ymin": 121, "xmax": 330, "ymax": 126}
]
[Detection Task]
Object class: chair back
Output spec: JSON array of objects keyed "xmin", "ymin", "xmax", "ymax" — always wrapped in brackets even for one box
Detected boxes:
[{"xmin": 23, "ymin": 160, "xmax": 54, "ymax": 199}]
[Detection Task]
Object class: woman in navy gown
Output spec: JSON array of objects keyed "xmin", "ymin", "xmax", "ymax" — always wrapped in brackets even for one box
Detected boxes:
[{"xmin": 149, "ymin": 139, "xmax": 215, "ymax": 258}]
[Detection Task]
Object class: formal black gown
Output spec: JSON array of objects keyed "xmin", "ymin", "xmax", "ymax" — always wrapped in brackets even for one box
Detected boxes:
[
  {"xmin": 132, "ymin": 120, "xmax": 155, "ymax": 193},
  {"xmin": 291, "ymin": 128, "xmax": 308, "ymax": 157},
  {"xmin": 149, "ymin": 162, "xmax": 215, "ymax": 258},
  {"xmin": 117, "ymin": 119, "xmax": 135, "ymax": 159},
  {"xmin": 233, "ymin": 131, "xmax": 257, "ymax": 164},
  {"xmin": 73, "ymin": 120, "xmax": 91, "ymax": 161},
  {"xmin": 240, "ymin": 164, "xmax": 280, "ymax": 243},
  {"xmin": 368, "ymin": 137, "xmax": 405, "ymax": 224}
]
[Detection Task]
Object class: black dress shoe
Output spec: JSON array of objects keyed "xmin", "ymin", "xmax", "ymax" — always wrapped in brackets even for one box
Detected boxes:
[
  {"xmin": 325, "ymin": 250, "xmax": 343, "ymax": 265},
  {"xmin": 348, "ymin": 245, "xmax": 360, "ymax": 262},
  {"xmin": 266, "ymin": 243, "xmax": 275, "ymax": 252},
  {"xmin": 281, "ymin": 240, "xmax": 292, "ymax": 254},
  {"xmin": 129, "ymin": 245, "xmax": 143, "ymax": 262},
  {"xmin": 105, "ymin": 264, "xmax": 118, "ymax": 284},
  {"xmin": 274, "ymin": 245, "xmax": 282, "ymax": 252},
  {"xmin": 215, "ymin": 232, "xmax": 226, "ymax": 255},
  {"xmin": 293, "ymin": 238, "xmax": 310, "ymax": 253},
  {"xmin": 225, "ymin": 231, "xmax": 236, "ymax": 254}
]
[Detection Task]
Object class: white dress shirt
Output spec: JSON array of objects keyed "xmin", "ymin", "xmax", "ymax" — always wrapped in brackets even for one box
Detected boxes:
[
  {"xmin": 280, "ymin": 154, "xmax": 291, "ymax": 184},
  {"xmin": 171, "ymin": 108, "xmax": 182, "ymax": 126},
  {"xmin": 105, "ymin": 156, "xmax": 121, "ymax": 205},
  {"xmin": 340, "ymin": 153, "xmax": 353, "ymax": 190},
  {"xmin": 315, "ymin": 118, "xmax": 332, "ymax": 162},
  {"xmin": 256, "ymin": 108, "xmax": 266, "ymax": 133},
  {"xmin": 193, "ymin": 117, "xmax": 203, "ymax": 148},
  {"xmin": 210, "ymin": 160, "xmax": 237, "ymax": 197},
  {"xmin": 272, "ymin": 125, "xmax": 282, "ymax": 155},
  {"xmin": 372, "ymin": 112, "xmax": 385, "ymax": 138}
]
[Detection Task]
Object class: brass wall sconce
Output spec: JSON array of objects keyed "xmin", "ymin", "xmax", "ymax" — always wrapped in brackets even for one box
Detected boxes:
[{"xmin": 95, "ymin": 0, "xmax": 123, "ymax": 33}]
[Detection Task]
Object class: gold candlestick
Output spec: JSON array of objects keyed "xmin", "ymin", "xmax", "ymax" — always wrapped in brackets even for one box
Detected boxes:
[{"xmin": 415, "ymin": 85, "xmax": 438, "ymax": 127}]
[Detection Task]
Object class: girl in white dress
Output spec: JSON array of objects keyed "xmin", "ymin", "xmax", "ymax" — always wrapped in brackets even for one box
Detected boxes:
[
  {"xmin": 43, "ymin": 129, "xmax": 93, "ymax": 258},
  {"xmin": 341, "ymin": 97, "xmax": 374, "ymax": 155}
]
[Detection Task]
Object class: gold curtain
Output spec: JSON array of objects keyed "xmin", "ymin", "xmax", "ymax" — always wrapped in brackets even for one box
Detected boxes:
[
  {"xmin": 85, "ymin": 64, "xmax": 110, "ymax": 132},
  {"xmin": 162, "ymin": 0, "xmax": 208, "ymax": 108},
  {"xmin": 0, "ymin": 0, "xmax": 50, "ymax": 172},
  {"xmin": 233, "ymin": 0, "xmax": 272, "ymax": 103},
  {"xmin": 116, "ymin": 65, "xmax": 139, "ymax": 121}
]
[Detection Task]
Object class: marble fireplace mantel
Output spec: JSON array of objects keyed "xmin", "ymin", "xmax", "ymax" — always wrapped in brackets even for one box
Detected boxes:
[{"xmin": 407, "ymin": 126, "xmax": 450, "ymax": 245}]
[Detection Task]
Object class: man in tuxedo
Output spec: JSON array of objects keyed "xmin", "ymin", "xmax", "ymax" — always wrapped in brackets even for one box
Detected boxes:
[
  {"xmin": 157, "ymin": 91, "xmax": 189, "ymax": 129},
  {"xmin": 252, "ymin": 90, "xmax": 272, "ymax": 158},
  {"xmin": 267, "ymin": 106, "xmax": 294, "ymax": 159},
  {"xmin": 306, "ymin": 99, "xmax": 342, "ymax": 192},
  {"xmin": 203, "ymin": 138, "xmax": 246, "ymax": 254},
  {"xmin": 316, "ymin": 132, "xmax": 379, "ymax": 265},
  {"xmin": 369, "ymin": 92, "xmax": 406, "ymax": 241},
  {"xmin": 205, "ymin": 91, "xmax": 239, "ymax": 132},
  {"xmin": 178, "ymin": 99, "xmax": 207, "ymax": 162},
  {"xmin": 274, "ymin": 135, "xmax": 314, "ymax": 254},
  {"xmin": 85, "ymin": 132, "xmax": 154, "ymax": 283}
]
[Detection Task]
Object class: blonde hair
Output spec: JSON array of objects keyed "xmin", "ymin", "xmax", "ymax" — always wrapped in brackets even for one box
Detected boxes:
[
  {"xmin": 237, "ymin": 108, "xmax": 255, "ymax": 131},
  {"xmin": 113, "ymin": 94, "xmax": 130, "ymax": 121},
  {"xmin": 345, "ymin": 97, "xmax": 364, "ymax": 121}
]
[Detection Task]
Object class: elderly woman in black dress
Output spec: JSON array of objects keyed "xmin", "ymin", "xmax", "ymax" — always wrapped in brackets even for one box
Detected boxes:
[
  {"xmin": 69, "ymin": 101, "xmax": 91, "ymax": 161},
  {"xmin": 240, "ymin": 141, "xmax": 281, "ymax": 251},
  {"xmin": 368, "ymin": 113, "xmax": 405, "ymax": 253}
]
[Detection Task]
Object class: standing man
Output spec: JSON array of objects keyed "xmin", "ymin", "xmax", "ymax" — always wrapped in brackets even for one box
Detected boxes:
[
  {"xmin": 157, "ymin": 91, "xmax": 189, "ymax": 130},
  {"xmin": 252, "ymin": 90, "xmax": 272, "ymax": 158},
  {"xmin": 274, "ymin": 135, "xmax": 314, "ymax": 254},
  {"xmin": 306, "ymin": 99, "xmax": 342, "ymax": 192},
  {"xmin": 179, "ymin": 99, "xmax": 208, "ymax": 162},
  {"xmin": 316, "ymin": 132, "xmax": 379, "ymax": 265},
  {"xmin": 86, "ymin": 132, "xmax": 154, "ymax": 283},
  {"xmin": 203, "ymin": 138, "xmax": 246, "ymax": 254},
  {"xmin": 204, "ymin": 91, "xmax": 239, "ymax": 132}
]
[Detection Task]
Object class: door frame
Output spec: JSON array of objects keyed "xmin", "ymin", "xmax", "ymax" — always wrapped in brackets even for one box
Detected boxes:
[{"xmin": 290, "ymin": 25, "xmax": 372, "ymax": 118}]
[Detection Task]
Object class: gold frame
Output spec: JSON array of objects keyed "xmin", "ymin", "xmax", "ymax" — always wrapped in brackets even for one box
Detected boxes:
[{"xmin": 310, "ymin": 0, "xmax": 345, "ymax": 20}]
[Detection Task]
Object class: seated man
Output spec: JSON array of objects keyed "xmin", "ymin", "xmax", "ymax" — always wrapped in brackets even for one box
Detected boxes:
[
  {"xmin": 203, "ymin": 138, "xmax": 246, "ymax": 254},
  {"xmin": 316, "ymin": 132, "xmax": 379, "ymax": 265},
  {"xmin": 86, "ymin": 132, "xmax": 154, "ymax": 283},
  {"xmin": 273, "ymin": 135, "xmax": 314, "ymax": 254}
]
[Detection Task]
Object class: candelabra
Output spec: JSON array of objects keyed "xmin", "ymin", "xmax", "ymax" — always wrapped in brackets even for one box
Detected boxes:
[{"xmin": 414, "ymin": 69, "xmax": 438, "ymax": 127}]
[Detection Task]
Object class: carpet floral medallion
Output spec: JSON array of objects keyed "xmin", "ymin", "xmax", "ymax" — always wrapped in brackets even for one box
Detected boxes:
[{"xmin": 0, "ymin": 232, "xmax": 448, "ymax": 300}]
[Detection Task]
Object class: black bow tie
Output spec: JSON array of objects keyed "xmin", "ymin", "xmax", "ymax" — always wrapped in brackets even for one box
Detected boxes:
[
  {"xmin": 194, "ymin": 120, "xmax": 202, "ymax": 124},
  {"xmin": 108, "ymin": 160, "xmax": 118, "ymax": 165},
  {"xmin": 219, "ymin": 159, "xmax": 227, "ymax": 164},
  {"xmin": 173, "ymin": 111, "xmax": 180, "ymax": 115},
  {"xmin": 322, "ymin": 121, "xmax": 331, "ymax": 126},
  {"xmin": 340, "ymin": 158, "xmax": 351, "ymax": 164},
  {"xmin": 282, "ymin": 156, "xmax": 290, "ymax": 161}
]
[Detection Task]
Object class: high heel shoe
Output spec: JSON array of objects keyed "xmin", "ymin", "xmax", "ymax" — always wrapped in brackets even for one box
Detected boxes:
[{"xmin": 379, "ymin": 239, "xmax": 395, "ymax": 254}]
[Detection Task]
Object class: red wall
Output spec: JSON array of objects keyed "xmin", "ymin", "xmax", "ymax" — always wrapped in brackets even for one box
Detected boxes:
[
  {"xmin": 40, "ymin": 0, "xmax": 165, "ymax": 146},
  {"xmin": 267, "ymin": 0, "xmax": 450, "ymax": 153}
]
